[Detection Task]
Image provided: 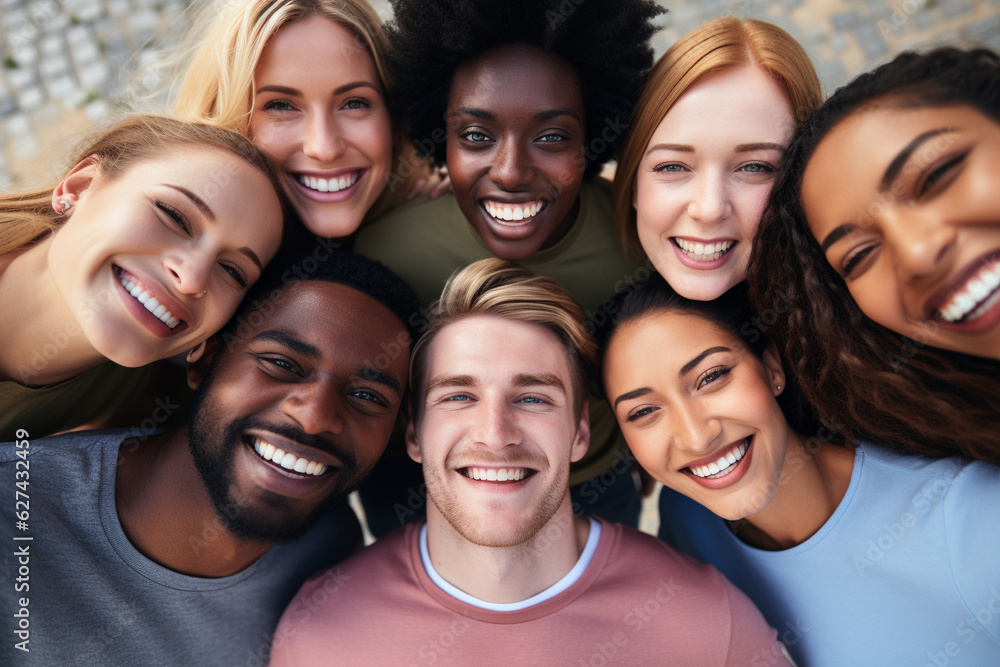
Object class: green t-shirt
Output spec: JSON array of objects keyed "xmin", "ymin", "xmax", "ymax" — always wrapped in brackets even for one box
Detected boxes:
[
  {"xmin": 355, "ymin": 179, "xmax": 646, "ymax": 483},
  {"xmin": 0, "ymin": 362, "xmax": 151, "ymax": 441}
]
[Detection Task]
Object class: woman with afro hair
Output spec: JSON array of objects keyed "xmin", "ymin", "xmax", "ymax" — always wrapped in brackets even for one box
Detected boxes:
[{"xmin": 354, "ymin": 0, "xmax": 664, "ymax": 534}]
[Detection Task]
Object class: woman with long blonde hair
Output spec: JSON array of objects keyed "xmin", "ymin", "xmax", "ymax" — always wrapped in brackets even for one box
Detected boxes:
[
  {"xmin": 0, "ymin": 115, "xmax": 285, "ymax": 439},
  {"xmin": 172, "ymin": 0, "xmax": 431, "ymax": 239}
]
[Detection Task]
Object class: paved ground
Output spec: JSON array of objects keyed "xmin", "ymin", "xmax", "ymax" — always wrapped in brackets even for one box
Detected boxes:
[{"xmin": 2, "ymin": 0, "xmax": 997, "ymax": 536}]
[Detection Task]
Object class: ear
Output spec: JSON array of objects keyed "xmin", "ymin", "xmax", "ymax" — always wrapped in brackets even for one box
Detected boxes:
[
  {"xmin": 404, "ymin": 417, "xmax": 422, "ymax": 464},
  {"xmin": 51, "ymin": 156, "xmax": 101, "ymax": 215},
  {"xmin": 760, "ymin": 344, "xmax": 786, "ymax": 396},
  {"xmin": 570, "ymin": 399, "xmax": 591, "ymax": 464},
  {"xmin": 185, "ymin": 338, "xmax": 220, "ymax": 390}
]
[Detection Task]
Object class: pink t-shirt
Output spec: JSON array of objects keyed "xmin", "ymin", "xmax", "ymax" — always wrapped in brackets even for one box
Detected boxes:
[{"xmin": 271, "ymin": 518, "xmax": 789, "ymax": 666}]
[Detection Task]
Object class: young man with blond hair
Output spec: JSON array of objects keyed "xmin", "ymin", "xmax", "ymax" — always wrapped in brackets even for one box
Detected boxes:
[{"xmin": 272, "ymin": 259, "xmax": 790, "ymax": 666}]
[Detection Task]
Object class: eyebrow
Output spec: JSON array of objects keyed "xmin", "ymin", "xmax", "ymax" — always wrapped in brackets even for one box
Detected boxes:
[
  {"xmin": 358, "ymin": 367, "xmax": 402, "ymax": 396},
  {"xmin": 613, "ymin": 387, "xmax": 651, "ymax": 410},
  {"xmin": 644, "ymin": 142, "xmax": 785, "ymax": 157},
  {"xmin": 252, "ymin": 330, "xmax": 321, "ymax": 359},
  {"xmin": 511, "ymin": 372, "xmax": 566, "ymax": 392},
  {"xmin": 256, "ymin": 81, "xmax": 380, "ymax": 97},
  {"xmin": 820, "ymin": 224, "xmax": 857, "ymax": 252},
  {"xmin": 879, "ymin": 127, "xmax": 954, "ymax": 192},
  {"xmin": 425, "ymin": 374, "xmax": 477, "ymax": 394},
  {"xmin": 164, "ymin": 184, "xmax": 215, "ymax": 221},
  {"xmin": 680, "ymin": 346, "xmax": 732, "ymax": 376},
  {"xmin": 447, "ymin": 107, "xmax": 582, "ymax": 123}
]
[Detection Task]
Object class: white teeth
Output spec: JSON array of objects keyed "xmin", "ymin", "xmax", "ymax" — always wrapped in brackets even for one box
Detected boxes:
[
  {"xmin": 117, "ymin": 271, "xmax": 181, "ymax": 329},
  {"xmin": 483, "ymin": 200, "xmax": 544, "ymax": 223},
  {"xmin": 688, "ymin": 439, "xmax": 749, "ymax": 479},
  {"xmin": 674, "ymin": 239, "xmax": 735, "ymax": 261},
  {"xmin": 296, "ymin": 172, "xmax": 359, "ymax": 193},
  {"xmin": 464, "ymin": 466, "xmax": 529, "ymax": 482},
  {"xmin": 937, "ymin": 259, "xmax": 1000, "ymax": 323},
  {"xmin": 252, "ymin": 438, "xmax": 328, "ymax": 476}
]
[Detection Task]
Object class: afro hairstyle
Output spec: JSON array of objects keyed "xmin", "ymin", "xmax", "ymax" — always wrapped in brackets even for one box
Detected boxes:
[
  {"xmin": 218, "ymin": 247, "xmax": 422, "ymax": 347},
  {"xmin": 385, "ymin": 0, "xmax": 664, "ymax": 177}
]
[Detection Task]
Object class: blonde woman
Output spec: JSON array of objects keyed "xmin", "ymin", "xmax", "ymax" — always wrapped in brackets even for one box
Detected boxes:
[
  {"xmin": 173, "ymin": 0, "xmax": 433, "ymax": 239},
  {"xmin": 614, "ymin": 17, "xmax": 822, "ymax": 301},
  {"xmin": 0, "ymin": 116, "xmax": 285, "ymax": 439}
]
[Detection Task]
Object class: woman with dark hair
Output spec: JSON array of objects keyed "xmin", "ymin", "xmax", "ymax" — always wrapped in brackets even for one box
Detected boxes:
[
  {"xmin": 602, "ymin": 274, "xmax": 1000, "ymax": 666},
  {"xmin": 353, "ymin": 0, "xmax": 664, "ymax": 532},
  {"xmin": 747, "ymin": 47, "xmax": 1000, "ymax": 463}
]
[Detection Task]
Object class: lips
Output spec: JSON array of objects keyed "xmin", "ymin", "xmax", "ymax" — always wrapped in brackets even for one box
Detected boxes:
[
  {"xmin": 482, "ymin": 199, "xmax": 546, "ymax": 224},
  {"xmin": 685, "ymin": 438, "xmax": 750, "ymax": 479},
  {"xmin": 460, "ymin": 466, "xmax": 533, "ymax": 482},
  {"xmin": 672, "ymin": 238, "xmax": 736, "ymax": 262},
  {"xmin": 113, "ymin": 265, "xmax": 189, "ymax": 335},
  {"xmin": 252, "ymin": 436, "xmax": 329, "ymax": 476},
  {"xmin": 930, "ymin": 252, "xmax": 1000, "ymax": 325},
  {"xmin": 295, "ymin": 170, "xmax": 360, "ymax": 194}
]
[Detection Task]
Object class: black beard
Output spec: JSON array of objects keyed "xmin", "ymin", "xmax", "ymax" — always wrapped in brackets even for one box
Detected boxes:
[{"xmin": 186, "ymin": 375, "xmax": 360, "ymax": 544}]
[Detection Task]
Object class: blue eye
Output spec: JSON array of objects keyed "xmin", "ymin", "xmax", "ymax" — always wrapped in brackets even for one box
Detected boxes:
[
  {"xmin": 653, "ymin": 163, "xmax": 684, "ymax": 172},
  {"xmin": 343, "ymin": 97, "xmax": 372, "ymax": 111},
  {"xmin": 262, "ymin": 100, "xmax": 294, "ymax": 112},
  {"xmin": 739, "ymin": 162, "xmax": 774, "ymax": 174}
]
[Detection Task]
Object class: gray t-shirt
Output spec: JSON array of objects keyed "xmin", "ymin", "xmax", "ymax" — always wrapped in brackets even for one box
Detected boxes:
[{"xmin": 0, "ymin": 430, "xmax": 361, "ymax": 666}]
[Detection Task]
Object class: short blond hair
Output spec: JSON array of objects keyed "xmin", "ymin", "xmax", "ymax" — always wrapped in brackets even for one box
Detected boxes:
[
  {"xmin": 410, "ymin": 259, "xmax": 597, "ymax": 418},
  {"xmin": 614, "ymin": 17, "xmax": 822, "ymax": 258}
]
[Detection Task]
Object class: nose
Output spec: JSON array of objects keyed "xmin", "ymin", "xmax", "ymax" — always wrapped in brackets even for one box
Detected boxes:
[
  {"xmin": 670, "ymin": 399, "xmax": 722, "ymax": 456},
  {"xmin": 472, "ymin": 395, "xmax": 522, "ymax": 450},
  {"xmin": 881, "ymin": 208, "xmax": 957, "ymax": 284},
  {"xmin": 163, "ymin": 249, "xmax": 211, "ymax": 298},
  {"xmin": 686, "ymin": 171, "xmax": 733, "ymax": 225},
  {"xmin": 303, "ymin": 111, "xmax": 346, "ymax": 164},
  {"xmin": 488, "ymin": 137, "xmax": 533, "ymax": 191},
  {"xmin": 281, "ymin": 377, "xmax": 346, "ymax": 437}
]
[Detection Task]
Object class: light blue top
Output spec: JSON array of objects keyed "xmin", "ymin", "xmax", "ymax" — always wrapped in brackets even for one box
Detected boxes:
[{"xmin": 658, "ymin": 443, "xmax": 1000, "ymax": 667}]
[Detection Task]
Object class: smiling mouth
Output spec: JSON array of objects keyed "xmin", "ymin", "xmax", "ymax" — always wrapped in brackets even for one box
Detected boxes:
[
  {"xmin": 685, "ymin": 437, "xmax": 751, "ymax": 479},
  {"xmin": 295, "ymin": 171, "xmax": 360, "ymax": 193},
  {"xmin": 482, "ymin": 200, "xmax": 546, "ymax": 224},
  {"xmin": 114, "ymin": 266, "xmax": 183, "ymax": 330},
  {"xmin": 935, "ymin": 257, "xmax": 1000, "ymax": 324},
  {"xmin": 459, "ymin": 466, "xmax": 535, "ymax": 482},
  {"xmin": 672, "ymin": 239, "xmax": 736, "ymax": 262},
  {"xmin": 252, "ymin": 437, "xmax": 329, "ymax": 476}
]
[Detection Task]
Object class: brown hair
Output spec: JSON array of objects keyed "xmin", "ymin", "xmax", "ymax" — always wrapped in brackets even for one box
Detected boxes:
[
  {"xmin": 0, "ymin": 114, "xmax": 283, "ymax": 255},
  {"xmin": 409, "ymin": 259, "xmax": 597, "ymax": 419},
  {"xmin": 747, "ymin": 47, "xmax": 1000, "ymax": 463},
  {"xmin": 614, "ymin": 17, "xmax": 822, "ymax": 258}
]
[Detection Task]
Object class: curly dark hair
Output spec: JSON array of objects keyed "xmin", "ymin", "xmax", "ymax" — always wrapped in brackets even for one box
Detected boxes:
[
  {"xmin": 385, "ymin": 0, "xmax": 664, "ymax": 176},
  {"xmin": 747, "ymin": 47, "xmax": 1000, "ymax": 463}
]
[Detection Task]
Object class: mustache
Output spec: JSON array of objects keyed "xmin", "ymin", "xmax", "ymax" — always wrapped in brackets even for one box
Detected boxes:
[
  {"xmin": 446, "ymin": 448, "xmax": 548, "ymax": 470},
  {"xmin": 228, "ymin": 416, "xmax": 357, "ymax": 471}
]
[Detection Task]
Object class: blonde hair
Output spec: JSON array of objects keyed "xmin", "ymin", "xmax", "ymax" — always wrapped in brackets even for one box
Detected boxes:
[
  {"xmin": 409, "ymin": 259, "xmax": 598, "ymax": 419},
  {"xmin": 614, "ymin": 17, "xmax": 823, "ymax": 257},
  {"xmin": 0, "ymin": 115, "xmax": 282, "ymax": 256},
  {"xmin": 172, "ymin": 0, "xmax": 425, "ymax": 218}
]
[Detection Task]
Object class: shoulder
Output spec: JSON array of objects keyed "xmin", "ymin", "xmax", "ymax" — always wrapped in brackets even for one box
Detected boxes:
[{"xmin": 0, "ymin": 428, "xmax": 123, "ymax": 467}]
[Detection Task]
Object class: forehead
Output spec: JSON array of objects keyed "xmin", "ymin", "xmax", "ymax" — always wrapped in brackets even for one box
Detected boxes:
[
  {"xmin": 448, "ymin": 45, "xmax": 583, "ymax": 116},
  {"xmin": 650, "ymin": 66, "xmax": 794, "ymax": 145},
  {"xmin": 424, "ymin": 316, "xmax": 573, "ymax": 386},
  {"xmin": 230, "ymin": 281, "xmax": 408, "ymax": 371},
  {"xmin": 257, "ymin": 15, "xmax": 377, "ymax": 81},
  {"xmin": 608, "ymin": 311, "xmax": 736, "ymax": 374}
]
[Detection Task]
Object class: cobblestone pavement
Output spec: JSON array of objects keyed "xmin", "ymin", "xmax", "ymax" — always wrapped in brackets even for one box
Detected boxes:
[{"xmin": 1, "ymin": 0, "xmax": 998, "ymax": 189}]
